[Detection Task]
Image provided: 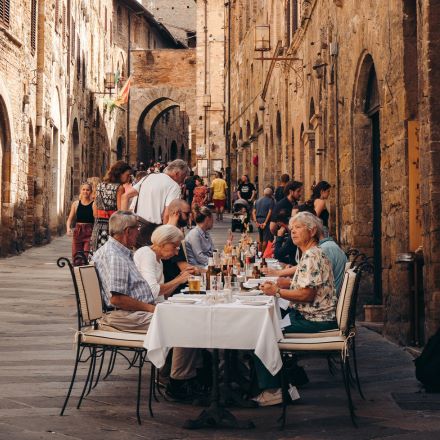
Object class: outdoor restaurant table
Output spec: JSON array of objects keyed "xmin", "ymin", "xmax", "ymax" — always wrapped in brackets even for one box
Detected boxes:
[{"xmin": 143, "ymin": 297, "xmax": 283, "ymax": 429}]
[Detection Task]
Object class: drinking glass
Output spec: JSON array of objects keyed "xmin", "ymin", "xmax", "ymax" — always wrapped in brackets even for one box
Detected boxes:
[
  {"xmin": 223, "ymin": 288, "xmax": 233, "ymax": 303},
  {"xmin": 188, "ymin": 275, "xmax": 201, "ymax": 294},
  {"xmin": 231, "ymin": 281, "xmax": 241, "ymax": 295},
  {"xmin": 224, "ymin": 275, "xmax": 232, "ymax": 289}
]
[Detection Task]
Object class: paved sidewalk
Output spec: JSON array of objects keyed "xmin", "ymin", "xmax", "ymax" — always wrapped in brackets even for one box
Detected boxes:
[{"xmin": 0, "ymin": 218, "xmax": 439, "ymax": 439}]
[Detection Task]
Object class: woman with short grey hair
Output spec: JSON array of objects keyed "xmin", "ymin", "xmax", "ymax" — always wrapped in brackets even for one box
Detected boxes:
[
  {"xmin": 134, "ymin": 224, "xmax": 192, "ymax": 300},
  {"xmin": 255, "ymin": 210, "xmax": 338, "ymax": 406}
]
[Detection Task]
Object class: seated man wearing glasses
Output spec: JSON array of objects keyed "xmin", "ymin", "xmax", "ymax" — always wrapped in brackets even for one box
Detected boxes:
[
  {"xmin": 93, "ymin": 210, "xmax": 155, "ymax": 331},
  {"xmin": 93, "ymin": 211, "xmax": 203, "ymax": 401}
]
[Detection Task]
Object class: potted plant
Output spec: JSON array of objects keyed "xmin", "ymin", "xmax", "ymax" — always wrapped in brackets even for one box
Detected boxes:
[{"xmin": 363, "ymin": 299, "xmax": 384, "ymax": 322}]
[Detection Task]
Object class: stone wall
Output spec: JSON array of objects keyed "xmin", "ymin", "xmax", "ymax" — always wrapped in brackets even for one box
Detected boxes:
[
  {"xmin": 0, "ymin": 0, "xmax": 184, "ymax": 256},
  {"xmin": 222, "ymin": 0, "xmax": 438, "ymax": 344}
]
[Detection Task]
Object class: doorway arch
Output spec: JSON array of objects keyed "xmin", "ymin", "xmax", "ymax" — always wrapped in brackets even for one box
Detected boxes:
[
  {"xmin": 170, "ymin": 141, "xmax": 178, "ymax": 161},
  {"xmin": 352, "ymin": 53, "xmax": 382, "ymax": 303},
  {"xmin": 116, "ymin": 136, "xmax": 125, "ymax": 160}
]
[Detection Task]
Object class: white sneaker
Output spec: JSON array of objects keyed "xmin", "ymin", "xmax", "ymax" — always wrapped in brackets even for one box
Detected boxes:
[{"xmin": 251, "ymin": 388, "xmax": 283, "ymax": 407}]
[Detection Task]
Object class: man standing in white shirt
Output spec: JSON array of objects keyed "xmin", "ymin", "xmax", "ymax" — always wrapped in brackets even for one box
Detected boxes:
[{"xmin": 121, "ymin": 159, "xmax": 190, "ymax": 225}]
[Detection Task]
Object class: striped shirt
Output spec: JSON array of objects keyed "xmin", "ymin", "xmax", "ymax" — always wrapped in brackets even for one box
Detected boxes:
[{"xmin": 93, "ymin": 237, "xmax": 154, "ymax": 308}]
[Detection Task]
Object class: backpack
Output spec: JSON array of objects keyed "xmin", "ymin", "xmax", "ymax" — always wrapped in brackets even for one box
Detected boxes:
[{"xmin": 415, "ymin": 327, "xmax": 440, "ymax": 392}]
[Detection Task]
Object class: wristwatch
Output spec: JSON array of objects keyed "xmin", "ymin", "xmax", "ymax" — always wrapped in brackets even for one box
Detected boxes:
[{"xmin": 275, "ymin": 287, "xmax": 281, "ymax": 298}]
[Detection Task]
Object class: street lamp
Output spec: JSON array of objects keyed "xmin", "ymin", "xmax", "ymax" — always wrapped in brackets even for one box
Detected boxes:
[
  {"xmin": 104, "ymin": 72, "xmax": 116, "ymax": 90},
  {"xmin": 255, "ymin": 25, "xmax": 271, "ymax": 52}
]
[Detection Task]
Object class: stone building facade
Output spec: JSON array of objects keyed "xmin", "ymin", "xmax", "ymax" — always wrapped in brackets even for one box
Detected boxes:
[
  {"xmin": 214, "ymin": 0, "xmax": 440, "ymax": 344},
  {"xmin": 0, "ymin": 0, "xmax": 192, "ymax": 255},
  {"xmin": 195, "ymin": 0, "xmax": 227, "ymax": 183}
]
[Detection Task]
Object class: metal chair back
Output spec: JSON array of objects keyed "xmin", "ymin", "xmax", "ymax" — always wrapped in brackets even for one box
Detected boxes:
[
  {"xmin": 74, "ymin": 265, "xmax": 103, "ymax": 325},
  {"xmin": 338, "ymin": 269, "xmax": 358, "ymax": 334}
]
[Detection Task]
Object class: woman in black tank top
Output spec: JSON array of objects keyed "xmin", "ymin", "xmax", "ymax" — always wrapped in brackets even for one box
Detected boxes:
[
  {"xmin": 306, "ymin": 181, "xmax": 331, "ymax": 230},
  {"xmin": 66, "ymin": 183, "xmax": 95, "ymax": 265}
]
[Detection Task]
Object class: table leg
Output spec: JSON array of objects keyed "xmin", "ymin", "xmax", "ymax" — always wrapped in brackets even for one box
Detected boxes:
[
  {"xmin": 183, "ymin": 349, "xmax": 255, "ymax": 429},
  {"xmin": 221, "ymin": 350, "xmax": 258, "ymax": 408}
]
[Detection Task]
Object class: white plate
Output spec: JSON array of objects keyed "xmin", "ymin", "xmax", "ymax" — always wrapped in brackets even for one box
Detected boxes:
[
  {"xmin": 167, "ymin": 297, "xmax": 199, "ymax": 304},
  {"xmin": 234, "ymin": 290, "xmax": 262, "ymax": 297},
  {"xmin": 243, "ymin": 281, "xmax": 260, "ymax": 289},
  {"xmin": 239, "ymin": 299, "xmax": 269, "ymax": 306},
  {"xmin": 260, "ymin": 277, "xmax": 278, "ymax": 283},
  {"xmin": 265, "ymin": 258, "xmax": 278, "ymax": 264}
]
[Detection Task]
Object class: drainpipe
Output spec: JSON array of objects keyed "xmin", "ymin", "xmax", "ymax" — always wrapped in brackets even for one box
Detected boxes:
[
  {"xmin": 127, "ymin": 10, "xmax": 131, "ymax": 165},
  {"xmin": 204, "ymin": 0, "xmax": 209, "ymax": 179},
  {"xmin": 225, "ymin": 1, "xmax": 232, "ymax": 208},
  {"xmin": 334, "ymin": 50, "xmax": 341, "ymax": 242}
]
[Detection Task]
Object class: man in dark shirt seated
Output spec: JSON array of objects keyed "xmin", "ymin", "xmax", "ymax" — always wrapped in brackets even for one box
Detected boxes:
[
  {"xmin": 269, "ymin": 180, "xmax": 303, "ymax": 236},
  {"xmin": 273, "ymin": 209, "xmax": 298, "ymax": 266}
]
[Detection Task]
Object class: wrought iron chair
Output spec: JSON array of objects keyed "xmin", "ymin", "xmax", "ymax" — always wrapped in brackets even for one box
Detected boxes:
[
  {"xmin": 278, "ymin": 261, "xmax": 373, "ymax": 428},
  {"xmin": 58, "ymin": 257, "xmax": 155, "ymax": 424}
]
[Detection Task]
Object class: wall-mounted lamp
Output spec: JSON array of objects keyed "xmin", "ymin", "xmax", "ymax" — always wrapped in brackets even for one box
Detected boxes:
[
  {"xmin": 104, "ymin": 72, "xmax": 116, "ymax": 90},
  {"xmin": 255, "ymin": 25, "xmax": 271, "ymax": 52},
  {"xmin": 203, "ymin": 94, "xmax": 211, "ymax": 108}
]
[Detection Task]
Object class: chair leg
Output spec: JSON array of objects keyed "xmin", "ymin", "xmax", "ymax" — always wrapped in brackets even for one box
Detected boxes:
[
  {"xmin": 103, "ymin": 348, "xmax": 117, "ymax": 380},
  {"xmin": 278, "ymin": 353, "xmax": 289, "ymax": 430},
  {"xmin": 152, "ymin": 366, "xmax": 159, "ymax": 403},
  {"xmin": 77, "ymin": 347, "xmax": 96, "ymax": 409},
  {"xmin": 85, "ymin": 348, "xmax": 98, "ymax": 396},
  {"xmin": 340, "ymin": 354, "xmax": 357, "ymax": 427},
  {"xmin": 92, "ymin": 349, "xmax": 107, "ymax": 389},
  {"xmin": 149, "ymin": 363, "xmax": 155, "ymax": 418},
  {"xmin": 136, "ymin": 351, "xmax": 144, "ymax": 425},
  {"xmin": 155, "ymin": 368, "xmax": 165, "ymax": 398},
  {"xmin": 60, "ymin": 343, "xmax": 82, "ymax": 416},
  {"xmin": 351, "ymin": 339, "xmax": 365, "ymax": 400},
  {"xmin": 327, "ymin": 354, "xmax": 338, "ymax": 376}
]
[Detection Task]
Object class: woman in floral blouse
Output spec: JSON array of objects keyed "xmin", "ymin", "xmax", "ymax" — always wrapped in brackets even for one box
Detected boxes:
[
  {"xmin": 254, "ymin": 212, "xmax": 338, "ymax": 406},
  {"xmin": 261, "ymin": 211, "xmax": 337, "ymax": 330}
]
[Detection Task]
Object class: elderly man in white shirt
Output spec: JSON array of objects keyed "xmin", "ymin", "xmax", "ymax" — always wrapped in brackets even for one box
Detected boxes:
[{"xmin": 121, "ymin": 159, "xmax": 190, "ymax": 225}]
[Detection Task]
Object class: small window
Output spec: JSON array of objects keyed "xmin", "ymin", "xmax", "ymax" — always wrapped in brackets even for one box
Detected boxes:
[
  {"xmin": 55, "ymin": 0, "xmax": 60, "ymax": 33},
  {"xmin": 31, "ymin": 0, "xmax": 37, "ymax": 53},
  {"xmin": 0, "ymin": 0, "xmax": 11, "ymax": 27}
]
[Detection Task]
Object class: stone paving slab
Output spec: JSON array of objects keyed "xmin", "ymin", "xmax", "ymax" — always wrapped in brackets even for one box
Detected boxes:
[{"xmin": 0, "ymin": 217, "xmax": 439, "ymax": 439}]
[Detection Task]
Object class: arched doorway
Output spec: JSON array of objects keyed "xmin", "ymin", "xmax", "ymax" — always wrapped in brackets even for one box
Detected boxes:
[
  {"xmin": 180, "ymin": 144, "xmax": 185, "ymax": 160},
  {"xmin": 116, "ymin": 136, "xmax": 125, "ymax": 160},
  {"xmin": 170, "ymin": 141, "xmax": 178, "ymax": 160},
  {"xmin": 0, "ymin": 95, "xmax": 12, "ymax": 254},
  {"xmin": 353, "ymin": 54, "xmax": 382, "ymax": 303}
]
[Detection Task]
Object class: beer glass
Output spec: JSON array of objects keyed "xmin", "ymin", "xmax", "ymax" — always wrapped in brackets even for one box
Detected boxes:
[{"xmin": 188, "ymin": 275, "xmax": 201, "ymax": 294}]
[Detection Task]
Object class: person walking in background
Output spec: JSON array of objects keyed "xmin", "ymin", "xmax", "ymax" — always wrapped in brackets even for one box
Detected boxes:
[
  {"xmin": 184, "ymin": 171, "xmax": 196, "ymax": 206},
  {"xmin": 210, "ymin": 171, "xmax": 228, "ymax": 221},
  {"xmin": 252, "ymin": 187, "xmax": 275, "ymax": 253},
  {"xmin": 91, "ymin": 161, "xmax": 132, "ymax": 251},
  {"xmin": 121, "ymin": 159, "xmax": 189, "ymax": 226},
  {"xmin": 66, "ymin": 182, "xmax": 95, "ymax": 265},
  {"xmin": 87, "ymin": 176, "xmax": 101, "ymax": 201},
  {"xmin": 274, "ymin": 174, "xmax": 290, "ymax": 202},
  {"xmin": 192, "ymin": 176, "xmax": 208, "ymax": 209},
  {"xmin": 237, "ymin": 174, "xmax": 256, "ymax": 206}
]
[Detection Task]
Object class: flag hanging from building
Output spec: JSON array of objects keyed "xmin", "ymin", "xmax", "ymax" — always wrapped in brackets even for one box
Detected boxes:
[{"xmin": 113, "ymin": 76, "xmax": 131, "ymax": 108}]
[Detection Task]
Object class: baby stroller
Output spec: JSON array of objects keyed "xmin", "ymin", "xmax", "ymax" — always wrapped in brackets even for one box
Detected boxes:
[{"xmin": 231, "ymin": 198, "xmax": 253, "ymax": 232}]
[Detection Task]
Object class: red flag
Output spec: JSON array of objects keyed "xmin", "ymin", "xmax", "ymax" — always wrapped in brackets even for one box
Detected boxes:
[{"xmin": 114, "ymin": 76, "xmax": 131, "ymax": 107}]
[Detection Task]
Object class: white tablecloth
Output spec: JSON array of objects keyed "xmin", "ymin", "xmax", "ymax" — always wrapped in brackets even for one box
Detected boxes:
[{"xmin": 143, "ymin": 299, "xmax": 283, "ymax": 375}]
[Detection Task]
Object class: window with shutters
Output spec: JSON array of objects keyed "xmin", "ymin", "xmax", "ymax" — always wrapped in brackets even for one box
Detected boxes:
[
  {"xmin": 62, "ymin": 3, "xmax": 66, "ymax": 44},
  {"xmin": 31, "ymin": 0, "xmax": 37, "ymax": 53},
  {"xmin": 55, "ymin": 0, "xmax": 60, "ymax": 33},
  {"xmin": 292, "ymin": 0, "xmax": 298, "ymax": 33},
  {"xmin": 71, "ymin": 18, "xmax": 75, "ymax": 59},
  {"xmin": 0, "ymin": 0, "xmax": 11, "ymax": 27},
  {"xmin": 76, "ymin": 35, "xmax": 80, "ymax": 79}
]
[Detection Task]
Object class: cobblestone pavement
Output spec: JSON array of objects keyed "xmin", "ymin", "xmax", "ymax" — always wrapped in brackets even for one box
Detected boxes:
[{"xmin": 0, "ymin": 216, "xmax": 439, "ymax": 439}]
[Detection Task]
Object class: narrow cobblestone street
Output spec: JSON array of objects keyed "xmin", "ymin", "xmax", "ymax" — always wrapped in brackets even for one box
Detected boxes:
[{"xmin": 0, "ymin": 217, "xmax": 439, "ymax": 440}]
